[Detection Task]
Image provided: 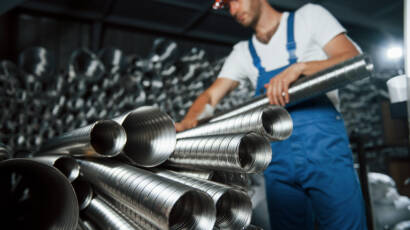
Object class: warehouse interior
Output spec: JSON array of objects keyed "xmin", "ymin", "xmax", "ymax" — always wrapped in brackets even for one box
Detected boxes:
[{"xmin": 0, "ymin": 0, "xmax": 409, "ymax": 230}]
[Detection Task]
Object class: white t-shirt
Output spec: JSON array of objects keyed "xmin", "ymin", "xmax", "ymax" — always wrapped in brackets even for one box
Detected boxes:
[{"xmin": 218, "ymin": 3, "xmax": 349, "ymax": 110}]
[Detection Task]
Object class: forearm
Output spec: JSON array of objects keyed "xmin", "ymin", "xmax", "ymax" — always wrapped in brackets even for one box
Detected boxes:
[
  {"xmin": 183, "ymin": 91, "xmax": 212, "ymax": 120},
  {"xmin": 300, "ymin": 49, "xmax": 360, "ymax": 76}
]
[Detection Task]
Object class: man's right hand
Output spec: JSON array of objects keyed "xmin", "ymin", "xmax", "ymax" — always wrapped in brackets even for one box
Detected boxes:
[{"xmin": 175, "ymin": 119, "xmax": 198, "ymax": 132}]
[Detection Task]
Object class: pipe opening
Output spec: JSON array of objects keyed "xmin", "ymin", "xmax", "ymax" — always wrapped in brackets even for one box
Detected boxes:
[
  {"xmin": 53, "ymin": 157, "xmax": 80, "ymax": 182},
  {"xmin": 90, "ymin": 121, "xmax": 126, "ymax": 157},
  {"xmin": 215, "ymin": 190, "xmax": 251, "ymax": 229},
  {"xmin": 169, "ymin": 191, "xmax": 214, "ymax": 230},
  {"xmin": 238, "ymin": 137, "xmax": 254, "ymax": 169},
  {"xmin": 261, "ymin": 107, "xmax": 292, "ymax": 140}
]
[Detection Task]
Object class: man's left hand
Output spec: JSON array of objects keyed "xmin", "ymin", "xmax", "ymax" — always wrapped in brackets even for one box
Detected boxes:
[{"xmin": 264, "ymin": 62, "xmax": 306, "ymax": 106}]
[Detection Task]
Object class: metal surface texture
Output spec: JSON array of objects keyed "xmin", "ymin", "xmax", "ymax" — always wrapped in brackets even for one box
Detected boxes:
[
  {"xmin": 153, "ymin": 169, "xmax": 252, "ymax": 230},
  {"xmin": 177, "ymin": 105, "xmax": 292, "ymax": 141},
  {"xmin": 39, "ymin": 120, "xmax": 127, "ymax": 158},
  {"xmin": 72, "ymin": 178, "xmax": 93, "ymax": 210},
  {"xmin": 83, "ymin": 196, "xmax": 142, "ymax": 230},
  {"xmin": 170, "ymin": 169, "xmax": 214, "ymax": 180},
  {"xmin": 113, "ymin": 106, "xmax": 176, "ymax": 167},
  {"xmin": 205, "ymin": 54, "xmax": 374, "ymax": 123},
  {"xmin": 77, "ymin": 219, "xmax": 98, "ymax": 230},
  {"xmin": 210, "ymin": 171, "xmax": 249, "ymax": 190},
  {"xmin": 168, "ymin": 133, "xmax": 271, "ymax": 173},
  {"xmin": 0, "ymin": 159, "xmax": 78, "ymax": 230},
  {"xmin": 77, "ymin": 159, "xmax": 216, "ymax": 230}
]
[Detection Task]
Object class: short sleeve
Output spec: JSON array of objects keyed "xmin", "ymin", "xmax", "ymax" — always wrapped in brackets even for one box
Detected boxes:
[
  {"xmin": 218, "ymin": 42, "xmax": 251, "ymax": 82},
  {"xmin": 302, "ymin": 4, "xmax": 346, "ymax": 48}
]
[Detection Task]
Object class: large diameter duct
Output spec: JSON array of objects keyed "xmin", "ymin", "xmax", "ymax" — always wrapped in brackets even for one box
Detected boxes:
[
  {"xmin": 39, "ymin": 120, "xmax": 127, "ymax": 158},
  {"xmin": 32, "ymin": 155, "xmax": 80, "ymax": 182},
  {"xmin": 168, "ymin": 133, "xmax": 271, "ymax": 173},
  {"xmin": 204, "ymin": 54, "xmax": 374, "ymax": 123},
  {"xmin": 153, "ymin": 169, "xmax": 252, "ymax": 230},
  {"xmin": 0, "ymin": 159, "xmax": 78, "ymax": 230},
  {"xmin": 77, "ymin": 159, "xmax": 216, "ymax": 230},
  {"xmin": 83, "ymin": 196, "xmax": 142, "ymax": 230},
  {"xmin": 177, "ymin": 106, "xmax": 292, "ymax": 142},
  {"xmin": 113, "ymin": 106, "xmax": 176, "ymax": 167}
]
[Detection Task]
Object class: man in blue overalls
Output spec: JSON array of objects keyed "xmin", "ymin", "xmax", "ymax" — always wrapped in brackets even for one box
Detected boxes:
[{"xmin": 176, "ymin": 0, "xmax": 367, "ymax": 229}]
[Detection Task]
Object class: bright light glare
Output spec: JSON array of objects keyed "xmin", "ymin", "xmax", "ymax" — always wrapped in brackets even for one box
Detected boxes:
[{"xmin": 387, "ymin": 47, "xmax": 403, "ymax": 59}]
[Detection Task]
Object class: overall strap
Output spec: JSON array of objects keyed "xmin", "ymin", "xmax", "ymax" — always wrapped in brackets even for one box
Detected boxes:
[
  {"xmin": 248, "ymin": 38, "xmax": 266, "ymax": 74},
  {"xmin": 286, "ymin": 12, "xmax": 298, "ymax": 64}
]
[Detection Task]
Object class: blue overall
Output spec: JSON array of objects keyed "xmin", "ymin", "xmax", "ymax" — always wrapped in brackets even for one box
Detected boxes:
[{"xmin": 249, "ymin": 12, "xmax": 367, "ymax": 230}]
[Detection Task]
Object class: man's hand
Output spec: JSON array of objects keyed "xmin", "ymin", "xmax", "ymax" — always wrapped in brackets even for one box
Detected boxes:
[
  {"xmin": 175, "ymin": 118, "xmax": 198, "ymax": 132},
  {"xmin": 264, "ymin": 62, "xmax": 306, "ymax": 106}
]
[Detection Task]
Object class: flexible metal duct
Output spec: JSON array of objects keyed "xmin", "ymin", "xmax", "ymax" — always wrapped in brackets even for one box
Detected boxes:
[
  {"xmin": 113, "ymin": 106, "xmax": 176, "ymax": 167},
  {"xmin": 83, "ymin": 196, "xmax": 142, "ymax": 230},
  {"xmin": 177, "ymin": 106, "xmax": 292, "ymax": 141},
  {"xmin": 77, "ymin": 219, "xmax": 98, "ymax": 230},
  {"xmin": 77, "ymin": 159, "xmax": 216, "ymax": 230},
  {"xmin": 168, "ymin": 133, "xmax": 271, "ymax": 173},
  {"xmin": 170, "ymin": 169, "xmax": 214, "ymax": 180},
  {"xmin": 32, "ymin": 155, "xmax": 80, "ymax": 182},
  {"xmin": 39, "ymin": 120, "xmax": 127, "ymax": 158},
  {"xmin": 72, "ymin": 178, "xmax": 93, "ymax": 210},
  {"xmin": 210, "ymin": 171, "xmax": 249, "ymax": 190},
  {"xmin": 98, "ymin": 48, "xmax": 125, "ymax": 74},
  {"xmin": 0, "ymin": 159, "xmax": 78, "ymax": 230},
  {"xmin": 204, "ymin": 54, "xmax": 374, "ymax": 123},
  {"xmin": 153, "ymin": 169, "xmax": 252, "ymax": 230}
]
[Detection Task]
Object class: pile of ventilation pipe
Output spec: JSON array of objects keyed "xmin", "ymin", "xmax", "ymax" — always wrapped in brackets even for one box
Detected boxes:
[{"xmin": 0, "ymin": 42, "xmax": 373, "ymax": 229}]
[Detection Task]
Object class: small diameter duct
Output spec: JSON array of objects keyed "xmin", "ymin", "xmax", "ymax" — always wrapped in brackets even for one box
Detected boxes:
[
  {"xmin": 204, "ymin": 54, "xmax": 374, "ymax": 123},
  {"xmin": 168, "ymin": 133, "xmax": 271, "ymax": 173},
  {"xmin": 32, "ymin": 155, "xmax": 80, "ymax": 182},
  {"xmin": 0, "ymin": 159, "xmax": 78, "ymax": 230},
  {"xmin": 39, "ymin": 120, "xmax": 127, "ymax": 158},
  {"xmin": 113, "ymin": 106, "xmax": 176, "ymax": 167},
  {"xmin": 177, "ymin": 106, "xmax": 292, "ymax": 142},
  {"xmin": 77, "ymin": 159, "xmax": 216, "ymax": 230}
]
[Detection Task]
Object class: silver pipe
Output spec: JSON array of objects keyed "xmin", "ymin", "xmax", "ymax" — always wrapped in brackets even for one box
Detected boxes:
[
  {"xmin": 18, "ymin": 47, "xmax": 54, "ymax": 81},
  {"xmin": 177, "ymin": 106, "xmax": 292, "ymax": 142},
  {"xmin": 72, "ymin": 178, "xmax": 93, "ymax": 210},
  {"xmin": 204, "ymin": 54, "xmax": 374, "ymax": 123},
  {"xmin": 83, "ymin": 196, "xmax": 142, "ymax": 230},
  {"xmin": 99, "ymin": 195, "xmax": 157, "ymax": 230},
  {"xmin": 77, "ymin": 159, "xmax": 216, "ymax": 230},
  {"xmin": 210, "ymin": 171, "xmax": 249, "ymax": 191},
  {"xmin": 170, "ymin": 169, "xmax": 214, "ymax": 180},
  {"xmin": 153, "ymin": 169, "xmax": 252, "ymax": 230},
  {"xmin": 113, "ymin": 106, "xmax": 176, "ymax": 167},
  {"xmin": 77, "ymin": 219, "xmax": 98, "ymax": 230},
  {"xmin": 39, "ymin": 120, "xmax": 127, "ymax": 158},
  {"xmin": 69, "ymin": 48, "xmax": 105, "ymax": 83},
  {"xmin": 0, "ymin": 159, "xmax": 78, "ymax": 230},
  {"xmin": 168, "ymin": 133, "xmax": 271, "ymax": 173},
  {"xmin": 32, "ymin": 155, "xmax": 80, "ymax": 182}
]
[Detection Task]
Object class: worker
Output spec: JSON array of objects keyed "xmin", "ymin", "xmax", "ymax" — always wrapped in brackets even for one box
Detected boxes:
[{"xmin": 176, "ymin": 0, "xmax": 367, "ymax": 229}]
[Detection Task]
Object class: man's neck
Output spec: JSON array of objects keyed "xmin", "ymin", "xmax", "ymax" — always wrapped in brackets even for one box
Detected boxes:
[{"xmin": 253, "ymin": 6, "xmax": 282, "ymax": 44}]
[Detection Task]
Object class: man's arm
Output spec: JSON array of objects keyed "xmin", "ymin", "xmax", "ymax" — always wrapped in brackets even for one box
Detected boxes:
[
  {"xmin": 265, "ymin": 33, "xmax": 360, "ymax": 106},
  {"xmin": 175, "ymin": 77, "xmax": 239, "ymax": 132}
]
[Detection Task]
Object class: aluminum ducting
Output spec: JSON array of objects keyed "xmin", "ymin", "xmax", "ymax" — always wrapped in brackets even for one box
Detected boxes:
[
  {"xmin": 177, "ymin": 106, "xmax": 292, "ymax": 142},
  {"xmin": 153, "ymin": 169, "xmax": 252, "ymax": 230},
  {"xmin": 39, "ymin": 120, "xmax": 127, "ymax": 158},
  {"xmin": 83, "ymin": 196, "xmax": 142, "ymax": 230},
  {"xmin": 32, "ymin": 155, "xmax": 80, "ymax": 182},
  {"xmin": 113, "ymin": 106, "xmax": 176, "ymax": 167},
  {"xmin": 77, "ymin": 219, "xmax": 98, "ymax": 230},
  {"xmin": 168, "ymin": 133, "xmax": 271, "ymax": 173},
  {"xmin": 0, "ymin": 159, "xmax": 78, "ymax": 230},
  {"xmin": 72, "ymin": 178, "xmax": 93, "ymax": 210},
  {"xmin": 205, "ymin": 54, "xmax": 374, "ymax": 123},
  {"xmin": 78, "ymin": 159, "xmax": 216, "ymax": 230},
  {"xmin": 210, "ymin": 171, "xmax": 249, "ymax": 190}
]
